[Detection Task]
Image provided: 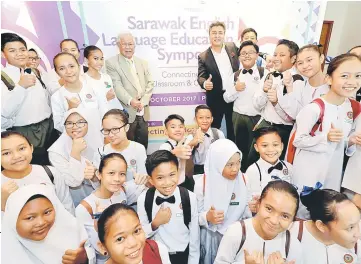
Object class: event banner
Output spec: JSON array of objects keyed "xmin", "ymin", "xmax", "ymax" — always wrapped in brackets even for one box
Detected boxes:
[{"xmin": 1, "ymin": 1, "xmax": 327, "ymax": 153}]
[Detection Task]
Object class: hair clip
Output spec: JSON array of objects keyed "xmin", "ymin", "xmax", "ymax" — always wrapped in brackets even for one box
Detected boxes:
[{"xmin": 300, "ymin": 182, "xmax": 323, "ymax": 196}]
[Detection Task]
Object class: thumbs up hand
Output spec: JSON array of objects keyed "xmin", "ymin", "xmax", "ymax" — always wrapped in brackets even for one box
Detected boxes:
[
  {"xmin": 172, "ymin": 137, "xmax": 192, "ymax": 160},
  {"xmin": 235, "ymin": 75, "xmax": 246, "ymax": 92},
  {"xmin": 131, "ymin": 168, "xmax": 149, "ymax": 185},
  {"xmin": 204, "ymin": 74, "xmax": 213, "ymax": 91},
  {"xmin": 244, "ymin": 250, "xmax": 264, "ymax": 264},
  {"xmin": 195, "ymin": 127, "xmax": 205, "ymax": 144},
  {"xmin": 84, "ymin": 160, "xmax": 97, "ymax": 180},
  {"xmin": 65, "ymin": 96, "xmax": 81, "ymax": 110},
  {"xmin": 62, "ymin": 240, "xmax": 88, "ymax": 264},
  {"xmin": 283, "ymin": 71, "xmax": 293, "ymax": 93},
  {"xmin": 18, "ymin": 68, "xmax": 36, "ymax": 88},
  {"xmin": 263, "ymin": 74, "xmax": 273, "ymax": 93},
  {"xmin": 327, "ymin": 123, "xmax": 344, "ymax": 142},
  {"xmin": 206, "ymin": 205, "xmax": 224, "ymax": 225}
]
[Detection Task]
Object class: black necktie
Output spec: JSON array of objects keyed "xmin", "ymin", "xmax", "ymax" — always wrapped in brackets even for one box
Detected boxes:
[
  {"xmin": 268, "ymin": 162, "xmax": 283, "ymax": 174},
  {"xmin": 272, "ymin": 71, "xmax": 283, "ymax": 79},
  {"xmin": 242, "ymin": 69, "xmax": 253, "ymax": 75},
  {"xmin": 156, "ymin": 195, "xmax": 176, "ymax": 205}
]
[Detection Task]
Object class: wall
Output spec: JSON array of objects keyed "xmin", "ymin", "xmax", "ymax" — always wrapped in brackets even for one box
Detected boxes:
[{"xmin": 324, "ymin": 1, "xmax": 361, "ymax": 57}]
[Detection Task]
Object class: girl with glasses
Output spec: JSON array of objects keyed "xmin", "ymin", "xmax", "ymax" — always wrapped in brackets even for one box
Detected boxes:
[
  {"xmin": 93, "ymin": 109, "xmax": 149, "ymax": 208},
  {"xmin": 48, "ymin": 108, "xmax": 103, "ymax": 206},
  {"xmin": 51, "ymin": 52, "xmax": 109, "ymax": 133}
]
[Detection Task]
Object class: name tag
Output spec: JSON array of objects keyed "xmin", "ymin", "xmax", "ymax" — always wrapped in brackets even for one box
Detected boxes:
[
  {"xmin": 176, "ymin": 213, "xmax": 183, "ymax": 217},
  {"xmin": 229, "ymin": 202, "xmax": 239, "ymax": 206}
]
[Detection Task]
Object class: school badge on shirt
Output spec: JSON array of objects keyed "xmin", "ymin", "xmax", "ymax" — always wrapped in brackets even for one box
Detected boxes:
[
  {"xmin": 104, "ymin": 81, "xmax": 112, "ymax": 89},
  {"xmin": 85, "ymin": 93, "xmax": 95, "ymax": 103},
  {"xmin": 345, "ymin": 111, "xmax": 353, "ymax": 124},
  {"xmin": 344, "ymin": 253, "xmax": 353, "ymax": 263},
  {"xmin": 230, "ymin": 193, "xmax": 239, "ymax": 206},
  {"xmin": 129, "ymin": 159, "xmax": 137, "ymax": 170}
]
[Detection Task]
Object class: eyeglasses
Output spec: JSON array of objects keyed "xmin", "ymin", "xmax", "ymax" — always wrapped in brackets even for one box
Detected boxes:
[
  {"xmin": 101, "ymin": 123, "xmax": 128, "ymax": 135},
  {"xmin": 120, "ymin": 43, "xmax": 134, "ymax": 48},
  {"xmin": 64, "ymin": 120, "xmax": 87, "ymax": 129},
  {"xmin": 240, "ymin": 51, "xmax": 257, "ymax": 57},
  {"xmin": 28, "ymin": 57, "xmax": 40, "ymax": 61}
]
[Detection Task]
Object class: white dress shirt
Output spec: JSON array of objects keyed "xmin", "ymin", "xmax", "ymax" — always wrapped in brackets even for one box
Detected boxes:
[
  {"xmin": 1, "ymin": 64, "xmax": 51, "ymax": 129},
  {"xmin": 137, "ymin": 187, "xmax": 200, "ymax": 264},
  {"xmin": 210, "ymin": 46, "xmax": 234, "ymax": 91}
]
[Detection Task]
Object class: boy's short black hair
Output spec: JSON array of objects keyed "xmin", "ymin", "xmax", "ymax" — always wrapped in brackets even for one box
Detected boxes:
[
  {"xmin": 253, "ymin": 126, "xmax": 281, "ymax": 141},
  {"xmin": 241, "ymin": 28, "xmax": 258, "ymax": 40},
  {"xmin": 238, "ymin": 40, "xmax": 259, "ymax": 56},
  {"xmin": 277, "ymin": 39, "xmax": 299, "ymax": 57},
  {"xmin": 195, "ymin": 105, "xmax": 212, "ymax": 116},
  {"xmin": 1, "ymin": 33, "xmax": 27, "ymax": 51},
  {"xmin": 164, "ymin": 114, "xmax": 185, "ymax": 127},
  {"xmin": 28, "ymin": 48, "xmax": 38, "ymax": 55},
  {"xmin": 146, "ymin": 150, "xmax": 179, "ymax": 176},
  {"xmin": 60, "ymin": 38, "xmax": 80, "ymax": 51}
]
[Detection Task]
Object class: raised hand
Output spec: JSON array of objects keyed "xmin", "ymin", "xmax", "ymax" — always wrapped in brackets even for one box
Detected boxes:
[{"xmin": 204, "ymin": 74, "xmax": 213, "ymax": 91}]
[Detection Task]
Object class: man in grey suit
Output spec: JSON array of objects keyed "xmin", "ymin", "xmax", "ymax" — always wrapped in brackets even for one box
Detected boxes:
[{"xmin": 106, "ymin": 32, "xmax": 154, "ymax": 149}]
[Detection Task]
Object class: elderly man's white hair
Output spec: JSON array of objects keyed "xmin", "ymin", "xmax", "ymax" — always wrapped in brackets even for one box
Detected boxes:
[{"xmin": 116, "ymin": 31, "xmax": 135, "ymax": 43}]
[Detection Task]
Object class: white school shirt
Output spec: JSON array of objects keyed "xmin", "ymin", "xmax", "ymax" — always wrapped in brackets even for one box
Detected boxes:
[
  {"xmin": 292, "ymin": 98, "xmax": 356, "ymax": 193},
  {"xmin": 1, "ymin": 64, "xmax": 51, "ymax": 129},
  {"xmin": 93, "ymin": 142, "xmax": 148, "ymax": 203},
  {"xmin": 193, "ymin": 128, "xmax": 225, "ymax": 165},
  {"xmin": 275, "ymin": 81, "xmax": 330, "ymax": 120},
  {"xmin": 194, "ymin": 174, "xmax": 250, "ymax": 234},
  {"xmin": 253, "ymin": 69, "xmax": 304, "ymax": 125},
  {"xmin": 290, "ymin": 221, "xmax": 361, "ymax": 264},
  {"xmin": 1, "ymin": 165, "xmax": 74, "ymax": 215},
  {"xmin": 84, "ymin": 72, "xmax": 124, "ymax": 111},
  {"xmin": 223, "ymin": 64, "xmax": 264, "ymax": 116},
  {"xmin": 214, "ymin": 218, "xmax": 303, "ymax": 264},
  {"xmin": 44, "ymin": 65, "xmax": 86, "ymax": 95},
  {"xmin": 159, "ymin": 135, "xmax": 193, "ymax": 184},
  {"xmin": 125, "ymin": 57, "xmax": 145, "ymax": 116},
  {"xmin": 210, "ymin": 46, "xmax": 234, "ymax": 91},
  {"xmin": 51, "ymin": 80, "xmax": 109, "ymax": 132},
  {"xmin": 137, "ymin": 187, "xmax": 200, "ymax": 264},
  {"xmin": 342, "ymin": 115, "xmax": 361, "ymax": 194},
  {"xmin": 76, "ymin": 191, "xmax": 128, "ymax": 264},
  {"xmin": 245, "ymin": 158, "xmax": 293, "ymax": 198}
]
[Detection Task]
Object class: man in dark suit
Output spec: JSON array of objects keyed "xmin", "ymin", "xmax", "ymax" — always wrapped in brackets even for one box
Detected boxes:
[{"xmin": 197, "ymin": 21, "xmax": 239, "ymax": 141}]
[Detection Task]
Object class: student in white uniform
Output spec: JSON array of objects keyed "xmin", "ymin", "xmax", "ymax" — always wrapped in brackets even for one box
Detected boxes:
[
  {"xmin": 245, "ymin": 127, "xmax": 293, "ymax": 214},
  {"xmin": 44, "ymin": 39, "xmax": 88, "ymax": 95},
  {"xmin": 194, "ymin": 139, "xmax": 250, "ymax": 264},
  {"xmin": 249, "ymin": 39, "xmax": 305, "ymax": 169},
  {"xmin": 291, "ymin": 54, "xmax": 361, "ymax": 218},
  {"xmin": 92, "ymin": 109, "xmax": 148, "ymax": 206},
  {"xmin": 192, "ymin": 105, "xmax": 225, "ymax": 175},
  {"xmin": 1, "ymin": 33, "xmax": 53, "ymax": 165},
  {"xmin": 2, "ymin": 184, "xmax": 95, "ymax": 264},
  {"xmin": 342, "ymin": 113, "xmax": 361, "ymax": 210},
  {"xmin": 76, "ymin": 153, "xmax": 145, "ymax": 263},
  {"xmin": 159, "ymin": 114, "xmax": 197, "ymax": 191},
  {"xmin": 349, "ymin": 45, "xmax": 361, "ymax": 102},
  {"xmin": 290, "ymin": 188, "xmax": 361, "ymax": 264},
  {"xmin": 83, "ymin": 45, "xmax": 124, "ymax": 111},
  {"xmin": 97, "ymin": 203, "xmax": 171, "ymax": 264},
  {"xmin": 137, "ymin": 150, "xmax": 200, "ymax": 264},
  {"xmin": 51, "ymin": 52, "xmax": 109, "ymax": 133},
  {"xmin": 1, "ymin": 131, "xmax": 74, "ymax": 214},
  {"xmin": 48, "ymin": 108, "xmax": 103, "ymax": 207},
  {"xmin": 215, "ymin": 180, "xmax": 303, "ymax": 263},
  {"xmin": 223, "ymin": 41, "xmax": 266, "ymax": 172}
]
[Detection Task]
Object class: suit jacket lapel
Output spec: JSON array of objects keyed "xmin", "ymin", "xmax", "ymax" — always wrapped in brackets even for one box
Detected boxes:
[
  {"xmin": 206, "ymin": 47, "xmax": 221, "ymax": 79},
  {"xmin": 118, "ymin": 54, "xmax": 138, "ymax": 89},
  {"xmin": 225, "ymin": 44, "xmax": 239, "ymax": 72}
]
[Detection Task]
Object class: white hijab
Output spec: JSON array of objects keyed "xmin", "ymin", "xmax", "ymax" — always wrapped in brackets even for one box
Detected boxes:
[
  {"xmin": 48, "ymin": 108, "xmax": 103, "ymax": 161},
  {"xmin": 1, "ymin": 184, "xmax": 88, "ymax": 264},
  {"xmin": 204, "ymin": 139, "xmax": 248, "ymax": 230}
]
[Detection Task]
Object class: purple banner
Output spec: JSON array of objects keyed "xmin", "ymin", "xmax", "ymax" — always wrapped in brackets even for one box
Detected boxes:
[
  {"xmin": 148, "ymin": 121, "xmax": 164, "ymax": 127},
  {"xmin": 149, "ymin": 92, "xmax": 206, "ymax": 106}
]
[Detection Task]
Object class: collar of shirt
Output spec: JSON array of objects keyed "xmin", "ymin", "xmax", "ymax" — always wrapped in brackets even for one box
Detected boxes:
[
  {"xmin": 211, "ymin": 44, "xmax": 226, "ymax": 57},
  {"xmin": 239, "ymin": 63, "xmax": 258, "ymax": 75},
  {"xmin": 167, "ymin": 138, "xmax": 178, "ymax": 147},
  {"xmin": 258, "ymin": 157, "xmax": 281, "ymax": 171},
  {"xmin": 125, "ymin": 57, "xmax": 135, "ymax": 65},
  {"xmin": 154, "ymin": 186, "xmax": 179, "ymax": 199},
  {"xmin": 3, "ymin": 63, "xmax": 23, "ymax": 81}
]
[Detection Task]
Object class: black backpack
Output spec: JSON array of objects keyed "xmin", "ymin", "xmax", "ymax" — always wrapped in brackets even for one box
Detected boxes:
[{"xmin": 144, "ymin": 186, "xmax": 191, "ymax": 229}]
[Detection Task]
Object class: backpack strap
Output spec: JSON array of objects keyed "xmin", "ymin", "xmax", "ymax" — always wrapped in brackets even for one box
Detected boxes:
[
  {"xmin": 166, "ymin": 141, "xmax": 175, "ymax": 150},
  {"xmin": 179, "ymin": 186, "xmax": 191, "ymax": 229},
  {"xmin": 257, "ymin": 66, "xmax": 265, "ymax": 80},
  {"xmin": 285, "ymin": 229, "xmax": 290, "ymax": 258},
  {"xmin": 42, "ymin": 165, "xmax": 54, "ymax": 184},
  {"xmin": 255, "ymin": 162, "xmax": 262, "ymax": 182},
  {"xmin": 1, "ymin": 71, "xmax": 15, "ymax": 91},
  {"xmin": 279, "ymin": 160, "xmax": 288, "ymax": 169},
  {"xmin": 145, "ymin": 188, "xmax": 156, "ymax": 223},
  {"xmin": 98, "ymin": 146, "xmax": 105, "ymax": 159},
  {"xmin": 311, "ymin": 98, "xmax": 326, "ymax": 136},
  {"xmin": 236, "ymin": 220, "xmax": 247, "ymax": 256},
  {"xmin": 83, "ymin": 65, "xmax": 89, "ymax": 73},
  {"xmin": 350, "ymin": 98, "xmax": 361, "ymax": 120},
  {"xmin": 80, "ymin": 200, "xmax": 94, "ymax": 219},
  {"xmin": 283, "ymin": 74, "xmax": 304, "ymax": 96},
  {"xmin": 297, "ymin": 220, "xmax": 304, "ymax": 242},
  {"xmin": 355, "ymin": 241, "xmax": 358, "ymax": 255},
  {"xmin": 32, "ymin": 68, "xmax": 46, "ymax": 89},
  {"xmin": 211, "ymin": 128, "xmax": 220, "ymax": 141}
]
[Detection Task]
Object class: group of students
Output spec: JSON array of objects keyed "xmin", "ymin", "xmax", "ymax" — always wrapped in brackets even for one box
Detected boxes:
[{"xmin": 1, "ymin": 26, "xmax": 361, "ymax": 264}]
